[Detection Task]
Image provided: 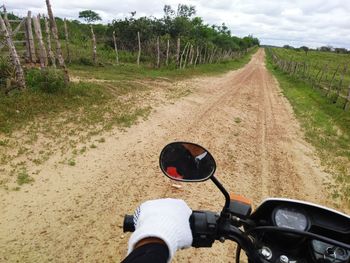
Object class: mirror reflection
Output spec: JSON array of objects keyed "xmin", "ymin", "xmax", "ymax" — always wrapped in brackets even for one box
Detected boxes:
[{"xmin": 160, "ymin": 142, "xmax": 216, "ymax": 182}]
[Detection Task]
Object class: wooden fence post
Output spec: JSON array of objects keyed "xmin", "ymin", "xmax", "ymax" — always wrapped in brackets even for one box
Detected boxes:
[
  {"xmin": 90, "ymin": 25, "xmax": 97, "ymax": 65},
  {"xmin": 203, "ymin": 45, "xmax": 208, "ymax": 64},
  {"xmin": 23, "ymin": 17, "xmax": 31, "ymax": 62},
  {"xmin": 0, "ymin": 12, "xmax": 26, "ymax": 89},
  {"xmin": 45, "ymin": 0, "xmax": 69, "ymax": 83},
  {"xmin": 32, "ymin": 14, "xmax": 48, "ymax": 69},
  {"xmin": 179, "ymin": 42, "xmax": 189, "ymax": 69},
  {"xmin": 327, "ymin": 64, "xmax": 340, "ymax": 96},
  {"xmin": 318, "ymin": 64, "xmax": 328, "ymax": 86},
  {"xmin": 209, "ymin": 47, "xmax": 217, "ymax": 63},
  {"xmin": 26, "ymin": 11, "xmax": 37, "ymax": 63},
  {"xmin": 313, "ymin": 66, "xmax": 323, "ymax": 87},
  {"xmin": 344, "ymin": 85, "xmax": 350, "ymax": 111},
  {"xmin": 189, "ymin": 45, "xmax": 194, "ymax": 65},
  {"xmin": 165, "ymin": 39, "xmax": 169, "ymax": 66},
  {"xmin": 156, "ymin": 36, "xmax": 160, "ymax": 68},
  {"xmin": 44, "ymin": 16, "xmax": 56, "ymax": 68},
  {"xmin": 64, "ymin": 18, "xmax": 71, "ymax": 63},
  {"xmin": 183, "ymin": 44, "xmax": 191, "ymax": 68},
  {"xmin": 176, "ymin": 37, "xmax": 180, "ymax": 68},
  {"xmin": 112, "ymin": 31, "xmax": 119, "ymax": 65},
  {"xmin": 137, "ymin": 31, "xmax": 141, "ymax": 66},
  {"xmin": 3, "ymin": 6, "xmax": 12, "ymax": 34},
  {"xmin": 338, "ymin": 65, "xmax": 348, "ymax": 91},
  {"xmin": 194, "ymin": 46, "xmax": 199, "ymax": 66}
]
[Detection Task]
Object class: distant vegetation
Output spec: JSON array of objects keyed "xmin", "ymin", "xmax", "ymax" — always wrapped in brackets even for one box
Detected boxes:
[
  {"xmin": 107, "ymin": 5, "xmax": 259, "ymax": 53},
  {"xmin": 282, "ymin": 44, "xmax": 349, "ymax": 54},
  {"xmin": 267, "ymin": 47, "xmax": 350, "ymax": 110},
  {"xmin": 55, "ymin": 4, "xmax": 259, "ymax": 66}
]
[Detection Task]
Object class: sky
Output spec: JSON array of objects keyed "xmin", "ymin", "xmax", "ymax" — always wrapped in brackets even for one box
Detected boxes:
[{"xmin": 5, "ymin": 0, "xmax": 350, "ymax": 49}]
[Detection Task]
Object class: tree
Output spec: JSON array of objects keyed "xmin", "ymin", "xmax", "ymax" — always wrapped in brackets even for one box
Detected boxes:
[
  {"xmin": 300, "ymin": 46, "xmax": 309, "ymax": 55},
  {"xmin": 283, "ymin": 45, "xmax": 294, "ymax": 49},
  {"xmin": 334, "ymin": 48, "xmax": 347, "ymax": 54},
  {"xmin": 177, "ymin": 4, "xmax": 196, "ymax": 18},
  {"xmin": 79, "ymin": 10, "xmax": 101, "ymax": 23},
  {"xmin": 319, "ymin": 46, "xmax": 331, "ymax": 52}
]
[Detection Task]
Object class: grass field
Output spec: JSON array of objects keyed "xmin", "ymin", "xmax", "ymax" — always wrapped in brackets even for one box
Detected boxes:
[
  {"xmin": 269, "ymin": 48, "xmax": 350, "ymax": 102},
  {"xmin": 266, "ymin": 50, "xmax": 350, "ymax": 208}
]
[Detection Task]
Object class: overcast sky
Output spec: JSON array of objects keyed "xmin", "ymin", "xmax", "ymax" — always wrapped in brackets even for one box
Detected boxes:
[{"xmin": 6, "ymin": 0, "xmax": 350, "ymax": 49}]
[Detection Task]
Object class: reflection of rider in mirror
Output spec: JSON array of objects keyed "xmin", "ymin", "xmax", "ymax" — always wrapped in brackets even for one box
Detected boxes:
[{"xmin": 163, "ymin": 143, "xmax": 214, "ymax": 180}]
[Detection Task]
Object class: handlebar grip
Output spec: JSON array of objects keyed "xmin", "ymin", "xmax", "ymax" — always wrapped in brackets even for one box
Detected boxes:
[{"xmin": 123, "ymin": 215, "xmax": 135, "ymax": 232}]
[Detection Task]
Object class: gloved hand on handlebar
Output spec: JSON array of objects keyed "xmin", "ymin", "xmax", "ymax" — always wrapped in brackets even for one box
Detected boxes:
[{"xmin": 127, "ymin": 198, "xmax": 193, "ymax": 262}]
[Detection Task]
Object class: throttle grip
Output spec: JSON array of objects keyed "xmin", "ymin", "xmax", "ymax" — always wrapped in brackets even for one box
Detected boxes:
[
  {"xmin": 123, "ymin": 215, "xmax": 135, "ymax": 232},
  {"xmin": 123, "ymin": 211, "xmax": 218, "ymax": 248}
]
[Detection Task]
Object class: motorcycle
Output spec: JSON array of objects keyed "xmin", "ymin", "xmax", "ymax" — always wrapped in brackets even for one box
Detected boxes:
[{"xmin": 124, "ymin": 142, "xmax": 350, "ymax": 263}]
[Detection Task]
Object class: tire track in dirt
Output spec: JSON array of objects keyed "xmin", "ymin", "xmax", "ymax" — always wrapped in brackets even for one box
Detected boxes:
[{"xmin": 0, "ymin": 49, "xmax": 338, "ymax": 263}]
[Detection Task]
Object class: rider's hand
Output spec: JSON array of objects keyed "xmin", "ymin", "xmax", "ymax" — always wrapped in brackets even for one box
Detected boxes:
[{"xmin": 127, "ymin": 198, "xmax": 193, "ymax": 261}]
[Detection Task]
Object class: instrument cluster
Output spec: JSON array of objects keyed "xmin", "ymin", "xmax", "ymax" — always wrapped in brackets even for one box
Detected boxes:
[
  {"xmin": 272, "ymin": 206, "xmax": 350, "ymax": 262},
  {"xmin": 273, "ymin": 207, "xmax": 309, "ymax": 231}
]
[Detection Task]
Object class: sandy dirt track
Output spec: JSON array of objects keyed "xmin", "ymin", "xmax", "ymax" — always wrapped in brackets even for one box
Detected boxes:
[{"xmin": 0, "ymin": 49, "xmax": 337, "ymax": 262}]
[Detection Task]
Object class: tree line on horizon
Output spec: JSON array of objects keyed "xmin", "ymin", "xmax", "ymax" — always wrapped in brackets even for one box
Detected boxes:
[
  {"xmin": 106, "ymin": 4, "xmax": 259, "ymax": 52},
  {"xmin": 282, "ymin": 45, "xmax": 350, "ymax": 55}
]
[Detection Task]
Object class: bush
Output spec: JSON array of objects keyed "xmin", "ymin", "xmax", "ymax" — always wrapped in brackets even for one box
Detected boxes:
[
  {"xmin": 0, "ymin": 57, "xmax": 15, "ymax": 91},
  {"xmin": 78, "ymin": 57, "xmax": 94, "ymax": 66},
  {"xmin": 26, "ymin": 69, "xmax": 67, "ymax": 93}
]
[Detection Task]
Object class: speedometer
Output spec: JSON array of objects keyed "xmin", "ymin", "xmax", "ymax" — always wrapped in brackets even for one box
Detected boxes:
[{"xmin": 274, "ymin": 207, "xmax": 308, "ymax": 231}]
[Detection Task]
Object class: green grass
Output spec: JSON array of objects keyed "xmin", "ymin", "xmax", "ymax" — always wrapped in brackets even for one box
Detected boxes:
[
  {"xmin": 68, "ymin": 159, "xmax": 76, "ymax": 166},
  {"xmin": 266, "ymin": 51, "xmax": 350, "ymax": 208},
  {"xmin": 69, "ymin": 47, "xmax": 258, "ymax": 82},
  {"xmin": 0, "ymin": 82, "xmax": 109, "ymax": 134},
  {"xmin": 17, "ymin": 168, "xmax": 34, "ymax": 186},
  {"xmin": 234, "ymin": 117, "xmax": 242, "ymax": 124}
]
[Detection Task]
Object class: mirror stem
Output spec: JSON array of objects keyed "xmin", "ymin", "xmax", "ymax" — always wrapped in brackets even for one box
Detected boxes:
[{"xmin": 211, "ymin": 176, "xmax": 230, "ymax": 213}]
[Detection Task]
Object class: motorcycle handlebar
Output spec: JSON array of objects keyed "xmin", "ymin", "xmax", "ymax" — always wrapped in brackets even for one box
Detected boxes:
[
  {"xmin": 123, "ymin": 212, "xmax": 261, "ymax": 261},
  {"xmin": 123, "ymin": 215, "xmax": 135, "ymax": 232},
  {"xmin": 123, "ymin": 211, "xmax": 219, "ymax": 248}
]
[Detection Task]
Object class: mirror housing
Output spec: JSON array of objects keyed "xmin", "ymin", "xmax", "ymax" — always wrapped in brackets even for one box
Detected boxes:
[{"xmin": 159, "ymin": 142, "xmax": 216, "ymax": 182}]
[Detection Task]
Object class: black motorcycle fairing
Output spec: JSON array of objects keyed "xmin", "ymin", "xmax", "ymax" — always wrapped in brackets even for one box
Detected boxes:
[
  {"xmin": 250, "ymin": 198, "xmax": 350, "ymax": 242},
  {"xmin": 248, "ymin": 198, "xmax": 350, "ymax": 262}
]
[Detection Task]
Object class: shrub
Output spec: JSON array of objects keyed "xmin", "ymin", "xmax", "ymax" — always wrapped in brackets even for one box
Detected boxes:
[
  {"xmin": 0, "ymin": 57, "xmax": 15, "ymax": 91},
  {"xmin": 26, "ymin": 69, "xmax": 67, "ymax": 93},
  {"xmin": 78, "ymin": 57, "xmax": 94, "ymax": 66}
]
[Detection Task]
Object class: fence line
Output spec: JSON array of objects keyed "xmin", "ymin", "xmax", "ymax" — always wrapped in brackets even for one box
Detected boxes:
[
  {"xmin": 1, "ymin": 3, "xmax": 256, "ymax": 93},
  {"xmin": 267, "ymin": 48, "xmax": 350, "ymax": 111}
]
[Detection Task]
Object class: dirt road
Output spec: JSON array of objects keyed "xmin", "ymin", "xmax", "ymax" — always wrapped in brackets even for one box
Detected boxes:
[{"xmin": 0, "ymin": 49, "xmax": 337, "ymax": 262}]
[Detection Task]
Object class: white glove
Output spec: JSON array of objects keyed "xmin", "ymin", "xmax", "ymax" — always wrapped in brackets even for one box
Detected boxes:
[{"xmin": 127, "ymin": 198, "xmax": 193, "ymax": 262}]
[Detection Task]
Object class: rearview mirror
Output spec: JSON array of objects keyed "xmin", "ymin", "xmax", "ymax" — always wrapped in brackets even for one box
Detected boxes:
[{"xmin": 159, "ymin": 142, "xmax": 216, "ymax": 182}]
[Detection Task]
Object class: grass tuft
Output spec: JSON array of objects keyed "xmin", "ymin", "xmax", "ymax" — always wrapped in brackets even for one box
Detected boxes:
[{"xmin": 17, "ymin": 168, "xmax": 34, "ymax": 186}]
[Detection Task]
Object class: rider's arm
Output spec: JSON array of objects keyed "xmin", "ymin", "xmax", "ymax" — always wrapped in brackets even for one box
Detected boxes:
[
  {"xmin": 121, "ymin": 238, "xmax": 168, "ymax": 263},
  {"xmin": 122, "ymin": 199, "xmax": 193, "ymax": 263}
]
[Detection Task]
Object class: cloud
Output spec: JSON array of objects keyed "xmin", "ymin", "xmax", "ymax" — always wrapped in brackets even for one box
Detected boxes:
[{"xmin": 4, "ymin": 0, "xmax": 350, "ymax": 48}]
